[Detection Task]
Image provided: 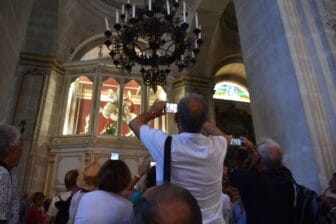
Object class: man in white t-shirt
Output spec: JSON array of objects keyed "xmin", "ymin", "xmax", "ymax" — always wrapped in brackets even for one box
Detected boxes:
[{"xmin": 129, "ymin": 93, "xmax": 250, "ymax": 224}]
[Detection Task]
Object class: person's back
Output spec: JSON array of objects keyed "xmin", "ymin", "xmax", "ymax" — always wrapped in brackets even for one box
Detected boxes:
[
  {"xmin": 170, "ymin": 133, "xmax": 226, "ymax": 222},
  {"xmin": 75, "ymin": 190, "xmax": 132, "ymax": 224},
  {"xmin": 230, "ymin": 167, "xmax": 294, "ymax": 224},
  {"xmin": 227, "ymin": 139, "xmax": 294, "ymax": 224},
  {"xmin": 74, "ymin": 160, "xmax": 133, "ymax": 224}
]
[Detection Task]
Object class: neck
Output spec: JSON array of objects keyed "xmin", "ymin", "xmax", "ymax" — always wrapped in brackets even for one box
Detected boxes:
[{"xmin": 0, "ymin": 159, "xmax": 12, "ymax": 170}]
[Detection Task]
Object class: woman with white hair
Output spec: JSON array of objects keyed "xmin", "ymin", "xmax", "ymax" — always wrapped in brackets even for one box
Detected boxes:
[{"xmin": 0, "ymin": 124, "xmax": 23, "ymax": 224}]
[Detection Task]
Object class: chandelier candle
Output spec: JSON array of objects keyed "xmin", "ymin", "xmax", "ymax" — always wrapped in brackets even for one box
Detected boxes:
[
  {"xmin": 104, "ymin": 17, "xmax": 110, "ymax": 30},
  {"xmin": 166, "ymin": 1, "xmax": 170, "ymax": 15},
  {"xmin": 116, "ymin": 10, "xmax": 119, "ymax": 23},
  {"xmin": 183, "ymin": 2, "xmax": 186, "ymax": 22}
]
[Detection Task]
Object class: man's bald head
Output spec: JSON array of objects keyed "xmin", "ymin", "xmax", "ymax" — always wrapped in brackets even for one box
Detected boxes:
[
  {"xmin": 134, "ymin": 183, "xmax": 202, "ymax": 224},
  {"xmin": 176, "ymin": 93, "xmax": 208, "ymax": 133}
]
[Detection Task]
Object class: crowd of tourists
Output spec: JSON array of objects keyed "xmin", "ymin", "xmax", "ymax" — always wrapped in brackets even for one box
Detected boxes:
[{"xmin": 1, "ymin": 93, "xmax": 336, "ymax": 224}]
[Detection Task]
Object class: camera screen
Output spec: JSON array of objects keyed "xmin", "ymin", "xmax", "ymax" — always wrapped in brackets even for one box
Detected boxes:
[
  {"xmin": 111, "ymin": 152, "xmax": 119, "ymax": 160},
  {"xmin": 150, "ymin": 161, "xmax": 156, "ymax": 167},
  {"xmin": 165, "ymin": 103, "xmax": 177, "ymax": 113}
]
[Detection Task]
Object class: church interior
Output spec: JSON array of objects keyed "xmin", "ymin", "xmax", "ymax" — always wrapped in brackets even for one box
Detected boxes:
[{"xmin": 0, "ymin": 0, "xmax": 336, "ymax": 197}]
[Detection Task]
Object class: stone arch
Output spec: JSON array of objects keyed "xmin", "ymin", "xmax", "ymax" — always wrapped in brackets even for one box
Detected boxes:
[{"xmin": 69, "ymin": 34, "xmax": 107, "ymax": 61}]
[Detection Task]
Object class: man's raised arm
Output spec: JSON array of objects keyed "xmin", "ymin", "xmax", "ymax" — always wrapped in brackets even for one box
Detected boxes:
[{"xmin": 129, "ymin": 101, "xmax": 166, "ymax": 138}]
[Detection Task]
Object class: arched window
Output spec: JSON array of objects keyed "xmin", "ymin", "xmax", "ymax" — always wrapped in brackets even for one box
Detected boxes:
[
  {"xmin": 98, "ymin": 77, "xmax": 120, "ymax": 135},
  {"xmin": 63, "ymin": 76, "xmax": 93, "ymax": 135},
  {"xmin": 213, "ymin": 81, "xmax": 250, "ymax": 102}
]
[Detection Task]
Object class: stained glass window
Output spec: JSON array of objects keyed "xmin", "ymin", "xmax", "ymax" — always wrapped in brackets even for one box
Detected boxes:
[{"xmin": 213, "ymin": 81, "xmax": 250, "ymax": 102}]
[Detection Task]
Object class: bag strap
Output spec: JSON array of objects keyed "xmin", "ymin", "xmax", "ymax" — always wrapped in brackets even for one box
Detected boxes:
[
  {"xmin": 163, "ymin": 136, "xmax": 172, "ymax": 183},
  {"xmin": 58, "ymin": 195, "xmax": 64, "ymax": 202}
]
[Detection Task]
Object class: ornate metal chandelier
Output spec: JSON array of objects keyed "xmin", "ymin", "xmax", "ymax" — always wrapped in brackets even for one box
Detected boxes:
[{"xmin": 103, "ymin": 0, "xmax": 202, "ymax": 86}]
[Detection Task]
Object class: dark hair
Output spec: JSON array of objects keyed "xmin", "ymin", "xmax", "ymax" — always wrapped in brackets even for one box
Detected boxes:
[
  {"xmin": 96, "ymin": 160, "xmax": 131, "ymax": 193},
  {"xmin": 134, "ymin": 183, "xmax": 202, "ymax": 224},
  {"xmin": 64, "ymin": 169, "xmax": 79, "ymax": 189},
  {"xmin": 31, "ymin": 192, "xmax": 45, "ymax": 204},
  {"xmin": 177, "ymin": 93, "xmax": 208, "ymax": 133}
]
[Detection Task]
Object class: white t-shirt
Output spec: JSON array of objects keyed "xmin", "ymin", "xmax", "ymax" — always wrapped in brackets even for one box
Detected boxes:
[
  {"xmin": 47, "ymin": 191, "xmax": 72, "ymax": 217},
  {"xmin": 140, "ymin": 125, "xmax": 227, "ymax": 224},
  {"xmin": 74, "ymin": 190, "xmax": 133, "ymax": 224}
]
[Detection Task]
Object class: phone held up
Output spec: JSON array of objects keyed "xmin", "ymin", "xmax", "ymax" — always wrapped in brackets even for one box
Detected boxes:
[
  {"xmin": 230, "ymin": 136, "xmax": 243, "ymax": 147},
  {"xmin": 110, "ymin": 152, "xmax": 119, "ymax": 160},
  {"xmin": 164, "ymin": 103, "xmax": 177, "ymax": 113}
]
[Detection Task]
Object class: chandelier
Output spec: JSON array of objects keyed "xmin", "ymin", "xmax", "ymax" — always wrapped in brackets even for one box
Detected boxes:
[{"xmin": 103, "ymin": 0, "xmax": 202, "ymax": 87}]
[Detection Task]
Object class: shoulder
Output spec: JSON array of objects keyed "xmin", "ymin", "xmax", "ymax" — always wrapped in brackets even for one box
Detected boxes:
[
  {"xmin": 139, "ymin": 125, "xmax": 167, "ymax": 147},
  {"xmin": 0, "ymin": 166, "xmax": 10, "ymax": 177},
  {"xmin": 0, "ymin": 167, "xmax": 11, "ymax": 185},
  {"xmin": 139, "ymin": 125, "xmax": 165, "ymax": 136},
  {"xmin": 58, "ymin": 191, "xmax": 72, "ymax": 200}
]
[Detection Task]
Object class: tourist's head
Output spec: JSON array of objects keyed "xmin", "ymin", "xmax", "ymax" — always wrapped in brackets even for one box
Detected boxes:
[
  {"xmin": 31, "ymin": 192, "xmax": 45, "ymax": 207},
  {"xmin": 176, "ymin": 93, "xmax": 208, "ymax": 133},
  {"xmin": 134, "ymin": 183, "xmax": 202, "ymax": 224},
  {"xmin": 0, "ymin": 124, "xmax": 23, "ymax": 169},
  {"xmin": 256, "ymin": 138, "xmax": 283, "ymax": 169},
  {"xmin": 96, "ymin": 159, "xmax": 131, "ymax": 193},
  {"xmin": 76, "ymin": 161, "xmax": 102, "ymax": 191},
  {"xmin": 64, "ymin": 169, "xmax": 79, "ymax": 190}
]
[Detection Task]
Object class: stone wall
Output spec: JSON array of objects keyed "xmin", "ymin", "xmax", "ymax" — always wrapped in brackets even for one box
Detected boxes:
[{"xmin": 0, "ymin": 0, "xmax": 34, "ymax": 122}]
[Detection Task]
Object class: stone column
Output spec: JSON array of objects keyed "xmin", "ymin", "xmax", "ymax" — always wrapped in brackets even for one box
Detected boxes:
[
  {"xmin": 12, "ymin": 54, "xmax": 65, "ymax": 194},
  {"xmin": 235, "ymin": 0, "xmax": 336, "ymax": 191},
  {"xmin": 173, "ymin": 75, "xmax": 216, "ymax": 122}
]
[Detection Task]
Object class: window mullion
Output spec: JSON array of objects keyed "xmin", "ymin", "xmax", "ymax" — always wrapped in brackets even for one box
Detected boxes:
[{"xmin": 117, "ymin": 79, "xmax": 125, "ymax": 136}]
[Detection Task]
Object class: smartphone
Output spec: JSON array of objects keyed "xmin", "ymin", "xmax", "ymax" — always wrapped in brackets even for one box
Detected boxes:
[
  {"xmin": 150, "ymin": 161, "xmax": 156, "ymax": 167},
  {"xmin": 111, "ymin": 152, "xmax": 119, "ymax": 160},
  {"xmin": 230, "ymin": 137, "xmax": 243, "ymax": 147},
  {"xmin": 165, "ymin": 103, "xmax": 178, "ymax": 113}
]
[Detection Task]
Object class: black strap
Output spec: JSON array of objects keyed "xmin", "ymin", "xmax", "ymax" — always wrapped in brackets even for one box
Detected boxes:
[{"xmin": 163, "ymin": 136, "xmax": 172, "ymax": 182}]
